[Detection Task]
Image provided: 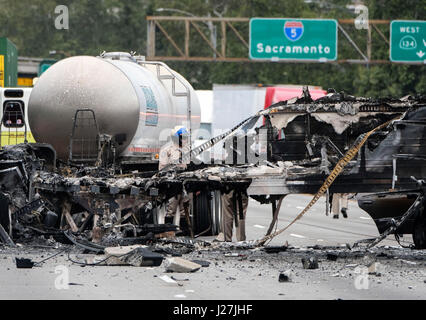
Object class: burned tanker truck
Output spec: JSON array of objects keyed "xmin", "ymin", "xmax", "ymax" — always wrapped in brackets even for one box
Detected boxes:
[
  {"xmin": 28, "ymin": 52, "xmax": 201, "ymax": 170},
  {"xmin": 0, "ymin": 51, "xmax": 425, "ymax": 249},
  {"xmin": 0, "ymin": 52, "xmax": 221, "ymax": 246}
]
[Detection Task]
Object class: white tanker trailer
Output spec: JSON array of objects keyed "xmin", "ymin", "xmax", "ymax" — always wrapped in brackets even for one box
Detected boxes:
[{"xmin": 28, "ymin": 52, "xmax": 201, "ymax": 168}]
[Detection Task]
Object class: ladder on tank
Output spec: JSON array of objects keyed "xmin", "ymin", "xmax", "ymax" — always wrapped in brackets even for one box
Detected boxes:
[
  {"xmin": 136, "ymin": 60, "xmax": 192, "ymax": 146},
  {"xmin": 68, "ymin": 109, "xmax": 100, "ymax": 165}
]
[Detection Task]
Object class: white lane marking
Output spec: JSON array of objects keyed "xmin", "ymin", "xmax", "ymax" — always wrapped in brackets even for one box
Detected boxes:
[
  {"xmin": 359, "ymin": 216, "xmax": 371, "ymax": 220},
  {"xmin": 290, "ymin": 233, "xmax": 306, "ymax": 238},
  {"xmin": 253, "ymin": 224, "xmax": 266, "ymax": 229},
  {"xmin": 296, "ymin": 206, "xmax": 305, "ymax": 210},
  {"xmin": 174, "ymin": 294, "xmax": 186, "ymax": 298},
  {"xmin": 317, "ymin": 239, "xmax": 324, "ymax": 242},
  {"xmin": 185, "ymin": 289, "xmax": 195, "ymax": 293}
]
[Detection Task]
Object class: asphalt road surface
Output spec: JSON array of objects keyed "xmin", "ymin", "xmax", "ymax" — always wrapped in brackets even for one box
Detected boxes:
[
  {"xmin": 243, "ymin": 194, "xmax": 412, "ymax": 247},
  {"xmin": 0, "ymin": 194, "xmax": 425, "ymax": 300}
]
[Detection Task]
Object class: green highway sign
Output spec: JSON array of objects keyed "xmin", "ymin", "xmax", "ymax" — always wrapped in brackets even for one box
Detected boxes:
[
  {"xmin": 249, "ymin": 18, "xmax": 338, "ymax": 61},
  {"xmin": 390, "ymin": 20, "xmax": 426, "ymax": 63}
]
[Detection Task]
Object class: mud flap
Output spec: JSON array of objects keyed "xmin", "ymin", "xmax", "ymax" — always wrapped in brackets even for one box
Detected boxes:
[
  {"xmin": 0, "ymin": 192, "xmax": 10, "ymax": 234},
  {"xmin": 413, "ymin": 212, "xmax": 426, "ymax": 249}
]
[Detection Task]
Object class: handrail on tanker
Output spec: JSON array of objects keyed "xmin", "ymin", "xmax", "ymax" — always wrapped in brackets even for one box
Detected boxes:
[{"xmin": 136, "ymin": 60, "xmax": 192, "ymax": 146}]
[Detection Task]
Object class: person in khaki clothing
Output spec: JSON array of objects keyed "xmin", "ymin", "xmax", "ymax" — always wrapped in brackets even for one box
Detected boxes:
[
  {"xmin": 217, "ymin": 133, "xmax": 250, "ymax": 242},
  {"xmin": 158, "ymin": 126, "xmax": 189, "ymax": 171},
  {"xmin": 331, "ymin": 193, "xmax": 349, "ymax": 219},
  {"xmin": 158, "ymin": 126, "xmax": 190, "ymax": 227},
  {"xmin": 221, "ymin": 190, "xmax": 249, "ymax": 242}
]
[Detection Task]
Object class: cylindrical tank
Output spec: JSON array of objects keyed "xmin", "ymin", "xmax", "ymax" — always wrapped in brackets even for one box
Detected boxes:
[{"xmin": 28, "ymin": 52, "xmax": 200, "ymax": 161}]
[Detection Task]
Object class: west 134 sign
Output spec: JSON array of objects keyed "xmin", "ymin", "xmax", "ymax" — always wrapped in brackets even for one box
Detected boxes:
[{"xmin": 250, "ymin": 18, "xmax": 338, "ymax": 61}]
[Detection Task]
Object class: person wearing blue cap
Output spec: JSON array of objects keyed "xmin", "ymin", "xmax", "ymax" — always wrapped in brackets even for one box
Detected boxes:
[{"xmin": 158, "ymin": 126, "xmax": 190, "ymax": 229}]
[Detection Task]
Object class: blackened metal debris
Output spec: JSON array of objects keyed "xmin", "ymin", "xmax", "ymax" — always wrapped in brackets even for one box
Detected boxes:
[
  {"xmin": 15, "ymin": 258, "xmax": 34, "ymax": 269},
  {"xmin": 0, "ymin": 90, "xmax": 425, "ymax": 254},
  {"xmin": 302, "ymin": 257, "xmax": 319, "ymax": 269}
]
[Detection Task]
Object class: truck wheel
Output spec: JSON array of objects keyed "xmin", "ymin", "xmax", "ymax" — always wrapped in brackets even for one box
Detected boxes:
[
  {"xmin": 211, "ymin": 191, "xmax": 221, "ymax": 235},
  {"xmin": 413, "ymin": 214, "xmax": 426, "ymax": 249},
  {"xmin": 193, "ymin": 191, "xmax": 219, "ymax": 236}
]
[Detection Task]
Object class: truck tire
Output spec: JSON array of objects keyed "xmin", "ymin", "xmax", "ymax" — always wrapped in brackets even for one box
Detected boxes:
[
  {"xmin": 211, "ymin": 191, "xmax": 221, "ymax": 235},
  {"xmin": 413, "ymin": 214, "xmax": 426, "ymax": 249},
  {"xmin": 193, "ymin": 191, "xmax": 219, "ymax": 236}
]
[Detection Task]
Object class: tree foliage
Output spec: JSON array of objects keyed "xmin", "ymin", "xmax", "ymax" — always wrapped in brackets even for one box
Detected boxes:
[{"xmin": 0, "ymin": 0, "xmax": 424, "ymax": 97}]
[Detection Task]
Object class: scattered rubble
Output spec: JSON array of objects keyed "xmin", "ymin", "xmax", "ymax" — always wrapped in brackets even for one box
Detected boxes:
[
  {"xmin": 171, "ymin": 276, "xmax": 190, "ymax": 281},
  {"xmin": 302, "ymin": 257, "xmax": 319, "ymax": 269},
  {"xmin": 121, "ymin": 247, "xmax": 163, "ymax": 267},
  {"xmin": 326, "ymin": 253, "xmax": 338, "ymax": 261},
  {"xmin": 0, "ymin": 224, "xmax": 15, "ymax": 247},
  {"xmin": 15, "ymin": 257, "xmax": 34, "ymax": 269},
  {"xmin": 399, "ymin": 259, "xmax": 417, "ymax": 266},
  {"xmin": 263, "ymin": 245, "xmax": 288, "ymax": 254},
  {"xmin": 158, "ymin": 274, "xmax": 179, "ymax": 286},
  {"xmin": 104, "ymin": 245, "xmax": 147, "ymax": 265},
  {"xmin": 191, "ymin": 259, "xmax": 210, "ymax": 267},
  {"xmin": 368, "ymin": 262, "xmax": 382, "ymax": 276},
  {"xmin": 164, "ymin": 257, "xmax": 201, "ymax": 273},
  {"xmin": 224, "ymin": 252, "xmax": 240, "ymax": 257},
  {"xmin": 278, "ymin": 270, "xmax": 292, "ymax": 282}
]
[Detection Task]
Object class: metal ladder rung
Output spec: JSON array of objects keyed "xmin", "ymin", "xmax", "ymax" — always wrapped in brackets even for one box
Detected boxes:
[
  {"xmin": 159, "ymin": 75, "xmax": 174, "ymax": 80},
  {"xmin": 174, "ymin": 92, "xmax": 188, "ymax": 97}
]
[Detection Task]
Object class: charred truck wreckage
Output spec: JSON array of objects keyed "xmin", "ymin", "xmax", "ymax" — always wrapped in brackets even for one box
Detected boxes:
[{"xmin": 0, "ymin": 54, "xmax": 426, "ymax": 254}]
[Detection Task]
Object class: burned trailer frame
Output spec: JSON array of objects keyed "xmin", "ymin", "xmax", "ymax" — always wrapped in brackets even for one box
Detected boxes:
[
  {"xmin": 245, "ymin": 91, "xmax": 426, "ymax": 248},
  {"xmin": 30, "ymin": 176, "xmax": 171, "ymax": 242},
  {"xmin": 0, "ymin": 103, "xmax": 249, "ymax": 245},
  {"xmin": 2, "ymin": 90, "xmax": 426, "ymax": 249},
  {"xmin": 18, "ymin": 162, "xmax": 251, "ymax": 244}
]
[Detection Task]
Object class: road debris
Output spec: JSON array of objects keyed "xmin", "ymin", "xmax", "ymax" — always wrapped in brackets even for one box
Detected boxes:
[
  {"xmin": 0, "ymin": 224, "xmax": 15, "ymax": 247},
  {"xmin": 191, "ymin": 259, "xmax": 210, "ymax": 267},
  {"xmin": 278, "ymin": 270, "xmax": 292, "ymax": 282},
  {"xmin": 302, "ymin": 257, "xmax": 319, "ymax": 269},
  {"xmin": 263, "ymin": 245, "xmax": 288, "ymax": 254},
  {"xmin": 326, "ymin": 253, "xmax": 338, "ymax": 261},
  {"xmin": 367, "ymin": 262, "xmax": 382, "ymax": 276},
  {"xmin": 104, "ymin": 245, "xmax": 146, "ymax": 265},
  {"xmin": 399, "ymin": 259, "xmax": 417, "ymax": 265},
  {"xmin": 224, "ymin": 253, "xmax": 240, "ymax": 257},
  {"xmin": 158, "ymin": 275, "xmax": 179, "ymax": 286},
  {"xmin": 164, "ymin": 257, "xmax": 201, "ymax": 273},
  {"xmin": 121, "ymin": 247, "xmax": 163, "ymax": 267},
  {"xmin": 15, "ymin": 257, "xmax": 34, "ymax": 269},
  {"xmin": 171, "ymin": 276, "xmax": 190, "ymax": 281}
]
